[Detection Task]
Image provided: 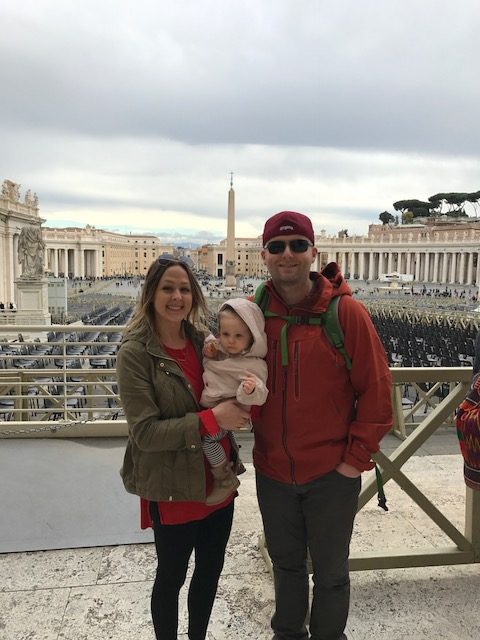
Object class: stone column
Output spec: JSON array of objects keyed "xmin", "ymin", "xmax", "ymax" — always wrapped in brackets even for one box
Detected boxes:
[
  {"xmin": 406, "ymin": 252, "xmax": 412, "ymax": 276},
  {"xmin": 359, "ymin": 252, "xmax": 365, "ymax": 279},
  {"xmin": 467, "ymin": 253, "xmax": 474, "ymax": 285},
  {"xmin": 378, "ymin": 252, "xmax": 384, "ymax": 276},
  {"xmin": 79, "ymin": 250, "xmax": 85, "ymax": 279},
  {"xmin": 449, "ymin": 253, "xmax": 456, "ymax": 283},
  {"xmin": 459, "ymin": 253, "xmax": 466, "ymax": 284},
  {"xmin": 414, "ymin": 252, "xmax": 421, "ymax": 281},
  {"xmin": 433, "ymin": 252, "xmax": 439, "ymax": 282},
  {"xmin": 368, "ymin": 251, "xmax": 375, "ymax": 280},
  {"xmin": 441, "ymin": 253, "xmax": 448, "ymax": 283},
  {"xmin": 425, "ymin": 253, "xmax": 431, "ymax": 282},
  {"xmin": 95, "ymin": 249, "xmax": 102, "ymax": 277}
]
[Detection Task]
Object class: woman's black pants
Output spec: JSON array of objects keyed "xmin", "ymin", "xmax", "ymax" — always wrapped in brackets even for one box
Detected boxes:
[{"xmin": 149, "ymin": 500, "xmax": 234, "ymax": 640}]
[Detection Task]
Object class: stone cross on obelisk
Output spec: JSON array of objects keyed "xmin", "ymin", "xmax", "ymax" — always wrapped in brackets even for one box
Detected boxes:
[{"xmin": 225, "ymin": 172, "xmax": 236, "ymax": 287}]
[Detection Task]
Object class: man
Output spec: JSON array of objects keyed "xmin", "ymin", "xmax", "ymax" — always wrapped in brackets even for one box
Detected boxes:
[{"xmin": 253, "ymin": 211, "xmax": 393, "ymax": 640}]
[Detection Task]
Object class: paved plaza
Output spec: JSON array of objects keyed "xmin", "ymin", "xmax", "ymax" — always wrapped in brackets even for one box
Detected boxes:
[{"xmin": 1, "ymin": 431, "xmax": 479, "ymax": 640}]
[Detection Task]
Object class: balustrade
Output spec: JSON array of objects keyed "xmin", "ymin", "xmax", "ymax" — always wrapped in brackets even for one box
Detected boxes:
[{"xmin": 1, "ymin": 324, "xmax": 479, "ymax": 572}]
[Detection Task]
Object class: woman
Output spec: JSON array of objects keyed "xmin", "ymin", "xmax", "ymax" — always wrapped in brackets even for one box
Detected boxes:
[{"xmin": 117, "ymin": 257, "xmax": 249, "ymax": 640}]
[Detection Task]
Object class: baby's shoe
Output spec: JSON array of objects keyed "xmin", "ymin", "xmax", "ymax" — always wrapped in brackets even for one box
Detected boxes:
[{"xmin": 206, "ymin": 462, "xmax": 240, "ymax": 505}]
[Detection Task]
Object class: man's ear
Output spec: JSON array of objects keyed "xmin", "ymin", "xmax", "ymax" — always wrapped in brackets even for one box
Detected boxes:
[
  {"xmin": 311, "ymin": 247, "xmax": 318, "ymax": 264},
  {"xmin": 261, "ymin": 249, "xmax": 267, "ymax": 264}
]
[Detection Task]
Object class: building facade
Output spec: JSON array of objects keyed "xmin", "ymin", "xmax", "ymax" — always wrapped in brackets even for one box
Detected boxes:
[
  {"xmin": 42, "ymin": 226, "xmax": 173, "ymax": 278},
  {"xmin": 314, "ymin": 220, "xmax": 480, "ymax": 284},
  {"xmin": 3, "ymin": 176, "xmax": 480, "ymax": 309},
  {"xmin": 0, "ymin": 179, "xmax": 44, "ymax": 306},
  {"xmin": 197, "ymin": 237, "xmax": 266, "ymax": 278}
]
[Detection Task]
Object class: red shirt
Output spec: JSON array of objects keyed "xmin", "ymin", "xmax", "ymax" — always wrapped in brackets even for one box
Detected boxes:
[{"xmin": 140, "ymin": 339, "xmax": 234, "ymax": 528}]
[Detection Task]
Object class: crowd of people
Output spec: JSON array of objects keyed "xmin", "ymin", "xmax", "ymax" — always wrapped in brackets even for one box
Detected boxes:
[{"xmin": 0, "ymin": 302, "xmax": 16, "ymax": 311}]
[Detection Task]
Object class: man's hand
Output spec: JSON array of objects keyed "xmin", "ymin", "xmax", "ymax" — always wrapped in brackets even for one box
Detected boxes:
[{"xmin": 335, "ymin": 462, "xmax": 361, "ymax": 478}]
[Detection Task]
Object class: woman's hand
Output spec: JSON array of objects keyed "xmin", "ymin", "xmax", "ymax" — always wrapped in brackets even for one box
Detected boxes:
[{"xmin": 212, "ymin": 399, "xmax": 250, "ymax": 431}]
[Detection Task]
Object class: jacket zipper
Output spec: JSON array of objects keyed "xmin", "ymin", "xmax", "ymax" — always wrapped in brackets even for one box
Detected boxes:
[
  {"xmin": 271, "ymin": 341, "xmax": 277, "ymax": 394},
  {"xmin": 293, "ymin": 342, "xmax": 299, "ymax": 398},
  {"xmin": 281, "ymin": 366, "xmax": 296, "ymax": 483}
]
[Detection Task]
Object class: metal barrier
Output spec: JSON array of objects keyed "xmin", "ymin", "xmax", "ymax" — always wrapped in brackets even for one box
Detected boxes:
[{"xmin": 0, "ymin": 324, "xmax": 124, "ymax": 436}]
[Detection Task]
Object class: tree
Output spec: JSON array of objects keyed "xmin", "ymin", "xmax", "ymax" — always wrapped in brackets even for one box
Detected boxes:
[
  {"xmin": 379, "ymin": 211, "xmax": 395, "ymax": 225},
  {"xmin": 466, "ymin": 191, "xmax": 480, "ymax": 216},
  {"xmin": 429, "ymin": 191, "xmax": 479, "ymax": 216},
  {"xmin": 428, "ymin": 193, "xmax": 447, "ymax": 214},
  {"xmin": 393, "ymin": 199, "xmax": 435, "ymax": 217},
  {"xmin": 444, "ymin": 192, "xmax": 469, "ymax": 211}
]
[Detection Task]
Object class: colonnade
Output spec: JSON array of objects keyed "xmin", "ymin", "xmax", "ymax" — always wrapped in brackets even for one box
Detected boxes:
[
  {"xmin": 45, "ymin": 247, "xmax": 101, "ymax": 278},
  {"xmin": 319, "ymin": 247, "xmax": 480, "ymax": 285}
]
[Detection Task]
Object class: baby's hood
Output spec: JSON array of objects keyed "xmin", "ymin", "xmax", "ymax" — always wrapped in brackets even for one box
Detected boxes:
[{"xmin": 218, "ymin": 298, "xmax": 267, "ymax": 358}]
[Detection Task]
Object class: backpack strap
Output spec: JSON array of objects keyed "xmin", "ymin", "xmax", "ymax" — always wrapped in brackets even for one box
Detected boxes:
[
  {"xmin": 255, "ymin": 282, "xmax": 298, "ymax": 366},
  {"xmin": 321, "ymin": 297, "xmax": 352, "ymax": 371},
  {"xmin": 253, "ymin": 281, "xmax": 268, "ymax": 311},
  {"xmin": 254, "ymin": 283, "xmax": 352, "ymax": 370}
]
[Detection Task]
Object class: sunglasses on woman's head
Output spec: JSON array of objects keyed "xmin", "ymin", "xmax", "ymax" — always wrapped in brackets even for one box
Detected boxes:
[
  {"xmin": 264, "ymin": 239, "xmax": 313, "ymax": 254},
  {"xmin": 156, "ymin": 257, "xmax": 190, "ymax": 269}
]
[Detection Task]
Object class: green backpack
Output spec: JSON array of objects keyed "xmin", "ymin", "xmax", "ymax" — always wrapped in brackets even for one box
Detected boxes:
[{"xmin": 253, "ymin": 281, "xmax": 388, "ymax": 511}]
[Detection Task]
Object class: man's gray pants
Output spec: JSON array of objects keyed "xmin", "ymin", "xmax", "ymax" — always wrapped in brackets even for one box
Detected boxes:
[{"xmin": 256, "ymin": 470, "xmax": 361, "ymax": 640}]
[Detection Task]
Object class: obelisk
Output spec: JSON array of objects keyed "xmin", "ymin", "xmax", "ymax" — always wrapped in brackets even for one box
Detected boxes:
[{"xmin": 225, "ymin": 172, "xmax": 236, "ymax": 287}]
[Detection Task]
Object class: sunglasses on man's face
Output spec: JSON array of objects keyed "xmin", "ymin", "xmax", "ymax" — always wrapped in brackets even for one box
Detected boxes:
[{"xmin": 264, "ymin": 239, "xmax": 313, "ymax": 254}]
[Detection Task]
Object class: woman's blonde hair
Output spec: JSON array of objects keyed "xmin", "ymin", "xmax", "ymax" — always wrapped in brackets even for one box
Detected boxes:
[{"xmin": 124, "ymin": 258, "xmax": 209, "ymax": 339}]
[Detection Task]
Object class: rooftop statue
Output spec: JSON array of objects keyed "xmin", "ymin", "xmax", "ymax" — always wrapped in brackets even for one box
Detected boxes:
[
  {"xmin": 18, "ymin": 225, "xmax": 45, "ymax": 279},
  {"xmin": 2, "ymin": 179, "xmax": 21, "ymax": 203},
  {"xmin": 24, "ymin": 189, "xmax": 38, "ymax": 208}
]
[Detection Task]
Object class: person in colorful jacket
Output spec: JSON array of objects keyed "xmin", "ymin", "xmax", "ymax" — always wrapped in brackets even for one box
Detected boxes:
[
  {"xmin": 253, "ymin": 211, "xmax": 393, "ymax": 640},
  {"xmin": 455, "ymin": 329, "xmax": 480, "ymax": 491},
  {"xmin": 117, "ymin": 257, "xmax": 249, "ymax": 640}
]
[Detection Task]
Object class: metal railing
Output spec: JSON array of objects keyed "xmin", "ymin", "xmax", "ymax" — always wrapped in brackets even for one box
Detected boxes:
[
  {"xmin": 1, "ymin": 324, "xmax": 479, "ymax": 571},
  {"xmin": 0, "ymin": 324, "xmax": 124, "ymax": 436}
]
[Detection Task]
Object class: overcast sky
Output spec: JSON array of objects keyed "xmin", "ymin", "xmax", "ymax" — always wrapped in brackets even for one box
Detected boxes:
[{"xmin": 1, "ymin": 0, "xmax": 479, "ymax": 245}]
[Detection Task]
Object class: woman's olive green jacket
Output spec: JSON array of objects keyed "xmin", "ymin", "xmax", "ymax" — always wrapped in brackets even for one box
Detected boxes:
[{"xmin": 117, "ymin": 322, "xmax": 243, "ymax": 502}]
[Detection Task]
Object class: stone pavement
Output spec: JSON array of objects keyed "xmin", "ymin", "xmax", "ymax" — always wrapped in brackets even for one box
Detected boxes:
[{"xmin": 1, "ymin": 442, "xmax": 479, "ymax": 639}]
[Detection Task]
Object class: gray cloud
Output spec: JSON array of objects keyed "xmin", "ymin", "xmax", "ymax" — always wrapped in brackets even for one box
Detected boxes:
[
  {"xmin": 1, "ymin": 0, "xmax": 479, "ymax": 238},
  {"xmin": 1, "ymin": 1, "xmax": 479, "ymax": 153}
]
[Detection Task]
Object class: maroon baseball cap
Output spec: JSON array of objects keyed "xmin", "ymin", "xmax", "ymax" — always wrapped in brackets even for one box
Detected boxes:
[{"xmin": 262, "ymin": 211, "xmax": 315, "ymax": 247}]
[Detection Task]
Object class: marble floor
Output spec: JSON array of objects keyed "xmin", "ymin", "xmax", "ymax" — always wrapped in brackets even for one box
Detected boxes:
[{"xmin": 1, "ymin": 455, "xmax": 479, "ymax": 640}]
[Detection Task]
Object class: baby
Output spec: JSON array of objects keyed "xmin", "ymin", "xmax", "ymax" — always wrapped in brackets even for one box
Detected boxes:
[{"xmin": 201, "ymin": 298, "xmax": 268, "ymax": 505}]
